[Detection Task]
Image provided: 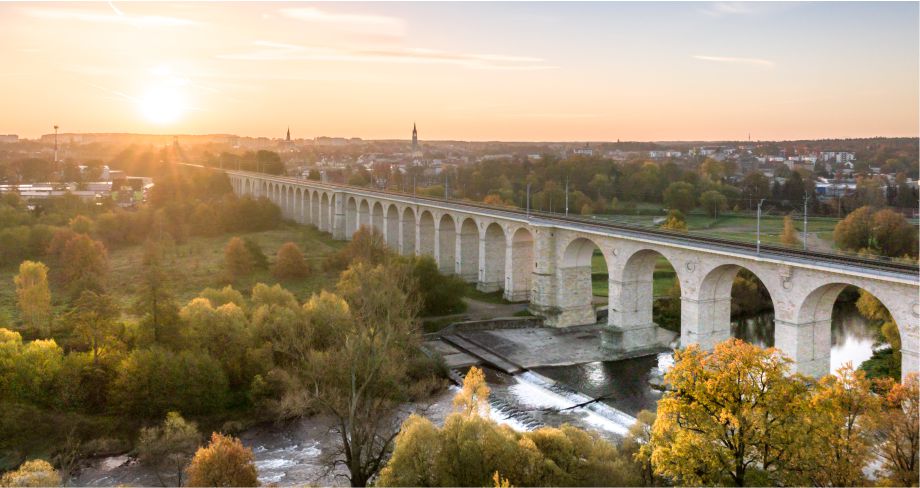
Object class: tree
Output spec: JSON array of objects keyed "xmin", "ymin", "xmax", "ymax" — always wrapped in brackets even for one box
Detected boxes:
[
  {"xmin": 788, "ymin": 364, "xmax": 880, "ymax": 486},
  {"xmin": 0, "ymin": 459, "xmax": 61, "ymax": 487},
  {"xmin": 874, "ymin": 373, "xmax": 919, "ymax": 486},
  {"xmin": 223, "ymin": 237, "xmax": 254, "ymax": 282},
  {"xmin": 650, "ymin": 339, "xmax": 807, "ymax": 486},
  {"xmin": 781, "ymin": 215, "xmax": 800, "ymax": 246},
  {"xmin": 68, "ymin": 290, "xmax": 121, "ymax": 365},
  {"xmin": 871, "ymin": 208, "xmax": 917, "ymax": 258},
  {"xmin": 138, "ymin": 411, "xmax": 201, "ymax": 487},
  {"xmin": 299, "ymin": 261, "xmax": 424, "ymax": 486},
  {"xmin": 453, "ymin": 366, "xmax": 490, "ymax": 417},
  {"xmin": 14, "ymin": 261, "xmax": 51, "ymax": 336},
  {"xmin": 833, "ymin": 206, "xmax": 874, "ymax": 253},
  {"xmin": 662, "ymin": 182, "xmax": 695, "ymax": 213},
  {"xmin": 378, "ymin": 371, "xmax": 638, "ymax": 487},
  {"xmin": 186, "ymin": 433, "xmax": 259, "ymax": 487},
  {"xmin": 272, "ymin": 242, "xmax": 310, "ymax": 279},
  {"xmin": 54, "ymin": 234, "xmax": 109, "ymax": 296},
  {"xmin": 660, "ymin": 210, "xmax": 687, "ymax": 231},
  {"xmin": 134, "ymin": 240, "xmax": 180, "ymax": 347},
  {"xmin": 699, "ymin": 190, "xmax": 727, "ymax": 218},
  {"xmin": 741, "ymin": 172, "xmax": 771, "ymax": 206},
  {"xmin": 243, "ymin": 237, "xmax": 269, "ymax": 270}
]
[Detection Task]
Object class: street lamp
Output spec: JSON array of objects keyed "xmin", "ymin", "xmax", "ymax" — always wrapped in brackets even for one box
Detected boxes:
[{"xmin": 756, "ymin": 198, "xmax": 766, "ymax": 254}]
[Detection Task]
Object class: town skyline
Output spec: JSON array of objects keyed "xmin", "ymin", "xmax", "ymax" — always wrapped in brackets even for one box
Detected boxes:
[{"xmin": 1, "ymin": 2, "xmax": 918, "ymax": 141}]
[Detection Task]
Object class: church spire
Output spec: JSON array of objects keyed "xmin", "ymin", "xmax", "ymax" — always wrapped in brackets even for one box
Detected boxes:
[
  {"xmin": 411, "ymin": 122, "xmax": 418, "ymax": 153},
  {"xmin": 286, "ymin": 127, "xmax": 291, "ymax": 141}
]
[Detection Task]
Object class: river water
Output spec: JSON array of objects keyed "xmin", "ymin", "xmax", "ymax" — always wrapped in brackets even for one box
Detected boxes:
[
  {"xmin": 73, "ymin": 304, "xmax": 881, "ymax": 486},
  {"xmin": 535, "ymin": 302, "xmax": 881, "ymax": 417}
]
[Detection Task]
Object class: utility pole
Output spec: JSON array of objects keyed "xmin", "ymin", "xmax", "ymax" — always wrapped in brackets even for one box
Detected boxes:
[
  {"xmin": 756, "ymin": 199, "xmax": 766, "ymax": 254},
  {"xmin": 803, "ymin": 193, "xmax": 810, "ymax": 251},
  {"xmin": 565, "ymin": 177, "xmax": 569, "ymax": 216},
  {"xmin": 526, "ymin": 183, "xmax": 532, "ymax": 217},
  {"xmin": 53, "ymin": 125, "xmax": 59, "ymax": 167}
]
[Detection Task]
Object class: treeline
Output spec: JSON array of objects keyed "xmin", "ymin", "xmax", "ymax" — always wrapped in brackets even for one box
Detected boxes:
[
  {"xmin": 402, "ymin": 154, "xmax": 918, "ymax": 218},
  {"xmin": 0, "ymin": 172, "xmax": 280, "ymax": 268}
]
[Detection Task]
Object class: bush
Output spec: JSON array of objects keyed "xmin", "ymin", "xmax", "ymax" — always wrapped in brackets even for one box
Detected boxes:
[
  {"xmin": 185, "ymin": 433, "xmax": 259, "ymax": 487},
  {"xmin": 272, "ymin": 242, "xmax": 310, "ymax": 280},
  {"xmin": 109, "ymin": 347, "xmax": 229, "ymax": 418}
]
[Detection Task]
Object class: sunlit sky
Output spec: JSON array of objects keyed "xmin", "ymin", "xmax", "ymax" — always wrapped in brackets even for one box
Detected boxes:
[{"xmin": 1, "ymin": 2, "xmax": 917, "ymax": 141}]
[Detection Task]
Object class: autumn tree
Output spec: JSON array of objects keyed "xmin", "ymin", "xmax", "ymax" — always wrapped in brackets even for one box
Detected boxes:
[
  {"xmin": 660, "ymin": 210, "xmax": 688, "ymax": 231},
  {"xmin": 834, "ymin": 206, "xmax": 918, "ymax": 258},
  {"xmin": 138, "ymin": 411, "xmax": 201, "ymax": 486},
  {"xmin": 244, "ymin": 237, "xmax": 269, "ymax": 270},
  {"xmin": 0, "ymin": 459, "xmax": 61, "ymax": 487},
  {"xmin": 272, "ymin": 242, "xmax": 310, "ymax": 279},
  {"xmin": 787, "ymin": 364, "xmax": 880, "ymax": 486},
  {"xmin": 650, "ymin": 339, "xmax": 807, "ymax": 486},
  {"xmin": 223, "ymin": 237, "xmax": 254, "ymax": 282},
  {"xmin": 186, "ymin": 433, "xmax": 259, "ymax": 487},
  {"xmin": 378, "ymin": 371, "xmax": 638, "ymax": 487},
  {"xmin": 874, "ymin": 373, "xmax": 919, "ymax": 486},
  {"xmin": 781, "ymin": 214, "xmax": 800, "ymax": 246},
  {"xmin": 14, "ymin": 261, "xmax": 51, "ymax": 336},
  {"xmin": 452, "ymin": 366, "xmax": 490, "ymax": 417}
]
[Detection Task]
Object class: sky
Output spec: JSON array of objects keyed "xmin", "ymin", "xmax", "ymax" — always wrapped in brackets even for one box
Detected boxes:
[{"xmin": 0, "ymin": 2, "xmax": 917, "ymax": 142}]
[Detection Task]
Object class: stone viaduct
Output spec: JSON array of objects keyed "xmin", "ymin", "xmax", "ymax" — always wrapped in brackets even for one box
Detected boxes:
[{"xmin": 226, "ymin": 170, "xmax": 920, "ymax": 380}]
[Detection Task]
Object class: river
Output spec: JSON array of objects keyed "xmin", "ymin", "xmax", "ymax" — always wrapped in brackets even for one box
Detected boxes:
[{"xmin": 72, "ymin": 304, "xmax": 881, "ymax": 486}]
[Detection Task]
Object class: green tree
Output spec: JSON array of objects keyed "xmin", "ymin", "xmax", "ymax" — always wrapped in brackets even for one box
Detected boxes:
[
  {"xmin": 699, "ymin": 190, "xmax": 727, "ymax": 218},
  {"xmin": 186, "ymin": 433, "xmax": 259, "ymax": 487},
  {"xmin": 68, "ymin": 290, "xmax": 121, "ymax": 365},
  {"xmin": 662, "ymin": 182, "xmax": 695, "ymax": 213},
  {"xmin": 138, "ymin": 411, "xmax": 202, "ymax": 487},
  {"xmin": 243, "ymin": 237, "xmax": 269, "ymax": 270},
  {"xmin": 14, "ymin": 261, "xmax": 51, "ymax": 337},
  {"xmin": 54, "ymin": 234, "xmax": 109, "ymax": 296},
  {"xmin": 134, "ymin": 240, "xmax": 180, "ymax": 347}
]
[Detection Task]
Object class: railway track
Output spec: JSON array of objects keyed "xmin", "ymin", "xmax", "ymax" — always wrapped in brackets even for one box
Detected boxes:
[{"xmin": 200, "ymin": 166, "xmax": 920, "ymax": 276}]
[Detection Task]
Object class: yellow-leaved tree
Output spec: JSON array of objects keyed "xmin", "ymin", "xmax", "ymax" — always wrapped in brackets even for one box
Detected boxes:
[
  {"xmin": 185, "ymin": 433, "xmax": 258, "ymax": 487},
  {"xmin": 649, "ymin": 339, "xmax": 808, "ymax": 486},
  {"xmin": 14, "ymin": 261, "xmax": 51, "ymax": 337}
]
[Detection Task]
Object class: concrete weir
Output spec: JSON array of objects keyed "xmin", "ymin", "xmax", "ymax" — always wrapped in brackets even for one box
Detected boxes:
[{"xmin": 226, "ymin": 169, "xmax": 920, "ymax": 381}]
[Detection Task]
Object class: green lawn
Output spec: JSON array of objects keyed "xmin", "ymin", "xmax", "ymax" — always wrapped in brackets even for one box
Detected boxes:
[
  {"xmin": 590, "ymin": 252, "xmax": 676, "ymax": 298},
  {"xmin": 0, "ymin": 224, "xmax": 346, "ymax": 329}
]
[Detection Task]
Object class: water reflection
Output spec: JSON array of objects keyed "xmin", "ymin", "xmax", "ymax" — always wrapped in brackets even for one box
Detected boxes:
[{"xmin": 536, "ymin": 303, "xmax": 882, "ymax": 416}]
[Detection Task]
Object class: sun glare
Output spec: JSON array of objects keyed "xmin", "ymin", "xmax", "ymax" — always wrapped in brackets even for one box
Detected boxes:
[{"xmin": 138, "ymin": 84, "xmax": 186, "ymax": 125}]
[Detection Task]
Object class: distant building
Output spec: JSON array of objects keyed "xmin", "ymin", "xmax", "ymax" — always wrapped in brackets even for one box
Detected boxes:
[
  {"xmin": 649, "ymin": 150, "xmax": 682, "ymax": 159},
  {"xmin": 573, "ymin": 143, "xmax": 593, "ymax": 156},
  {"xmin": 820, "ymin": 151, "xmax": 856, "ymax": 163},
  {"xmin": 411, "ymin": 123, "xmax": 418, "ymax": 154},
  {"xmin": 0, "ymin": 134, "xmax": 18, "ymax": 143}
]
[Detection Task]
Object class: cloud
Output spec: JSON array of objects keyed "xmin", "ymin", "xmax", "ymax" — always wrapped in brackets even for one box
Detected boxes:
[
  {"xmin": 26, "ymin": 7, "xmax": 198, "ymax": 27},
  {"xmin": 218, "ymin": 41, "xmax": 556, "ymax": 70},
  {"xmin": 699, "ymin": 2, "xmax": 792, "ymax": 18},
  {"xmin": 278, "ymin": 7, "xmax": 405, "ymax": 37},
  {"xmin": 693, "ymin": 55, "xmax": 775, "ymax": 68}
]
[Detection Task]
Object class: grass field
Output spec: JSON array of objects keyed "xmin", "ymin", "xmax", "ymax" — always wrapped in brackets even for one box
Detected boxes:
[
  {"xmin": 590, "ymin": 252, "xmax": 676, "ymax": 298},
  {"xmin": 0, "ymin": 224, "xmax": 347, "ymax": 328}
]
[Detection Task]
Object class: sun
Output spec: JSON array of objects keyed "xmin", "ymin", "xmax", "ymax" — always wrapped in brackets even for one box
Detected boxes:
[{"xmin": 138, "ymin": 84, "xmax": 186, "ymax": 125}]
